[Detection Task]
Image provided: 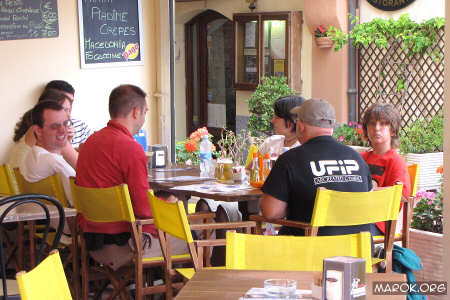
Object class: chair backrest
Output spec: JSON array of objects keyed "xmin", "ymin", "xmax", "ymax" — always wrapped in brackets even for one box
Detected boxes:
[
  {"xmin": 147, "ymin": 190, "xmax": 193, "ymax": 244},
  {"xmin": 408, "ymin": 164, "xmax": 419, "ymax": 198},
  {"xmin": 0, "ymin": 164, "xmax": 19, "ymax": 196},
  {"xmin": 16, "ymin": 250, "xmax": 72, "ymax": 300},
  {"xmin": 0, "ymin": 194, "xmax": 65, "ymax": 297},
  {"xmin": 310, "ymin": 184, "xmax": 403, "ymax": 228},
  {"xmin": 226, "ymin": 231, "xmax": 373, "ymax": 273},
  {"xmin": 69, "ymin": 177, "xmax": 135, "ymax": 223},
  {"xmin": 14, "ymin": 169, "xmax": 69, "ymax": 208}
]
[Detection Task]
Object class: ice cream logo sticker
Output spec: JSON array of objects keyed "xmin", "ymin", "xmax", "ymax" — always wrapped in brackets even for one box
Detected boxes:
[{"xmin": 123, "ymin": 43, "xmax": 140, "ymax": 60}]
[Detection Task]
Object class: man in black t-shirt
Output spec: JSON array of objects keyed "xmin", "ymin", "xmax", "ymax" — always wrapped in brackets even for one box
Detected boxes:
[{"xmin": 261, "ymin": 99, "xmax": 373, "ymax": 236}]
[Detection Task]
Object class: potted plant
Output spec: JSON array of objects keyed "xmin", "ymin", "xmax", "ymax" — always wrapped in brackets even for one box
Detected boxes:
[
  {"xmin": 409, "ymin": 166, "xmax": 443, "ymax": 287},
  {"xmin": 332, "ymin": 122, "xmax": 370, "ymax": 152},
  {"xmin": 175, "ymin": 127, "xmax": 218, "ymax": 165},
  {"xmin": 314, "ymin": 25, "xmax": 333, "ymax": 48},
  {"xmin": 246, "ymin": 76, "xmax": 296, "ymax": 137},
  {"xmin": 399, "ymin": 113, "xmax": 443, "ymax": 191},
  {"xmin": 216, "ymin": 128, "xmax": 254, "ymax": 182}
]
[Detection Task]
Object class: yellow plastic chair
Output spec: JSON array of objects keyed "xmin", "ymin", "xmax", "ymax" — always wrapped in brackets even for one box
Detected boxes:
[
  {"xmin": 0, "ymin": 164, "xmax": 19, "ymax": 197},
  {"xmin": 373, "ymin": 164, "xmax": 419, "ymax": 248},
  {"xmin": 16, "ymin": 250, "xmax": 72, "ymax": 300},
  {"xmin": 148, "ymin": 191, "xmax": 255, "ymax": 299},
  {"xmin": 226, "ymin": 231, "xmax": 373, "ymax": 273},
  {"xmin": 13, "ymin": 169, "xmax": 69, "ymax": 207},
  {"xmin": 70, "ymin": 178, "xmax": 193, "ymax": 300},
  {"xmin": 251, "ymin": 184, "xmax": 403, "ymax": 272}
]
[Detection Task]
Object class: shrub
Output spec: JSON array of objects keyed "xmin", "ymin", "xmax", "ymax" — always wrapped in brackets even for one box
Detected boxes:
[
  {"xmin": 399, "ymin": 113, "xmax": 443, "ymax": 154},
  {"xmin": 246, "ymin": 76, "xmax": 296, "ymax": 136}
]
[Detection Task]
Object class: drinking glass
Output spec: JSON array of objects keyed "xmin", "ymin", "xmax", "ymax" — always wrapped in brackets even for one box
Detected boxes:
[
  {"xmin": 264, "ymin": 279, "xmax": 296, "ymax": 299},
  {"xmin": 216, "ymin": 158, "xmax": 233, "ymax": 183}
]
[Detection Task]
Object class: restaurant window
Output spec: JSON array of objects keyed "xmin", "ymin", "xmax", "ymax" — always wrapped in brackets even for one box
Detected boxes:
[{"xmin": 233, "ymin": 12, "xmax": 302, "ymax": 91}]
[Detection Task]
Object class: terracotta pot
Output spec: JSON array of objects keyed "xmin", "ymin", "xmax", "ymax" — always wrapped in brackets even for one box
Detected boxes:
[{"xmin": 315, "ymin": 36, "xmax": 333, "ymax": 48}]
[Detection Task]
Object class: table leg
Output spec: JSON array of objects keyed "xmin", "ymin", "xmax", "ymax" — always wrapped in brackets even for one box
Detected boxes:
[
  {"xmin": 17, "ymin": 222, "xmax": 24, "ymax": 270},
  {"xmin": 68, "ymin": 216, "xmax": 79, "ymax": 300},
  {"xmin": 238, "ymin": 199, "xmax": 260, "ymax": 221},
  {"xmin": 29, "ymin": 221, "xmax": 36, "ymax": 268}
]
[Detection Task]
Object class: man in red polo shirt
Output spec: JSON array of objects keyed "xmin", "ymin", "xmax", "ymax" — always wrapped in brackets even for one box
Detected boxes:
[{"xmin": 76, "ymin": 84, "xmax": 187, "ymax": 270}]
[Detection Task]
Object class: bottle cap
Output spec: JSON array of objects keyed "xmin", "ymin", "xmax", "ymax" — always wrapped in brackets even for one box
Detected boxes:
[
  {"xmin": 264, "ymin": 153, "xmax": 270, "ymax": 159},
  {"xmin": 253, "ymin": 152, "xmax": 258, "ymax": 158}
]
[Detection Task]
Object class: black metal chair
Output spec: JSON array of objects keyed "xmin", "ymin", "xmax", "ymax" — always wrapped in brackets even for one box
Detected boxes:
[{"xmin": 0, "ymin": 194, "xmax": 64, "ymax": 300}]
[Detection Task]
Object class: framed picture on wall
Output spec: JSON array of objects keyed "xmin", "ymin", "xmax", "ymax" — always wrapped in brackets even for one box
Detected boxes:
[{"xmin": 77, "ymin": 0, "xmax": 144, "ymax": 68}]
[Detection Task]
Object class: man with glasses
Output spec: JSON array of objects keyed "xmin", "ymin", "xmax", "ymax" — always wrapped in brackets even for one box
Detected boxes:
[
  {"xmin": 44, "ymin": 80, "xmax": 92, "ymax": 148},
  {"xmin": 19, "ymin": 100, "xmax": 75, "ymax": 206}
]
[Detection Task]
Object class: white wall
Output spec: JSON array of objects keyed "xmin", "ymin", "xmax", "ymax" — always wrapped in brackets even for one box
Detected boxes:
[{"xmin": 0, "ymin": 0, "xmax": 159, "ymax": 162}]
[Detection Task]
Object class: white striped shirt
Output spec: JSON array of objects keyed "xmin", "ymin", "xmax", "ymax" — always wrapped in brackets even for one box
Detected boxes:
[{"xmin": 71, "ymin": 118, "xmax": 92, "ymax": 147}]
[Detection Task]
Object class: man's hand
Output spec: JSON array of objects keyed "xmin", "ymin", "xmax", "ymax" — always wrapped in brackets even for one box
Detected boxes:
[
  {"xmin": 24, "ymin": 127, "xmax": 36, "ymax": 147},
  {"xmin": 67, "ymin": 123, "xmax": 75, "ymax": 143}
]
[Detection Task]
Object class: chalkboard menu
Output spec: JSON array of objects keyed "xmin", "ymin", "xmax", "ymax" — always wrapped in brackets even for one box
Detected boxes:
[
  {"xmin": 77, "ymin": 0, "xmax": 144, "ymax": 68},
  {"xmin": 0, "ymin": 0, "xmax": 59, "ymax": 41}
]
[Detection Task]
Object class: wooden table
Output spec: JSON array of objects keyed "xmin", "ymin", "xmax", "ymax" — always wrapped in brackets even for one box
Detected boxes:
[
  {"xmin": 149, "ymin": 166, "xmax": 263, "ymax": 220},
  {"xmin": 175, "ymin": 269, "xmax": 407, "ymax": 300},
  {"xmin": 0, "ymin": 202, "xmax": 79, "ymax": 300}
]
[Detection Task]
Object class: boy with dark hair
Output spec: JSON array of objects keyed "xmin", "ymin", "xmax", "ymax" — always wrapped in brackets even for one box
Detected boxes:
[{"xmin": 361, "ymin": 102, "xmax": 411, "ymax": 234}]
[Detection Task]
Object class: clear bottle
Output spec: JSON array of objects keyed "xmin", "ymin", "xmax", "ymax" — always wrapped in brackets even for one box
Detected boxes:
[
  {"xmin": 263, "ymin": 153, "xmax": 271, "ymax": 181},
  {"xmin": 250, "ymin": 152, "xmax": 260, "ymax": 184},
  {"xmin": 199, "ymin": 135, "xmax": 212, "ymax": 177}
]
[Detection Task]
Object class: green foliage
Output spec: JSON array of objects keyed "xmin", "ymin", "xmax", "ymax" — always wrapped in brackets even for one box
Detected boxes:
[
  {"xmin": 333, "ymin": 122, "xmax": 369, "ymax": 147},
  {"xmin": 246, "ymin": 76, "xmax": 296, "ymax": 136},
  {"xmin": 328, "ymin": 14, "xmax": 444, "ymax": 60},
  {"xmin": 399, "ymin": 113, "xmax": 443, "ymax": 154},
  {"xmin": 411, "ymin": 190, "xmax": 443, "ymax": 234},
  {"xmin": 175, "ymin": 139, "xmax": 200, "ymax": 165}
]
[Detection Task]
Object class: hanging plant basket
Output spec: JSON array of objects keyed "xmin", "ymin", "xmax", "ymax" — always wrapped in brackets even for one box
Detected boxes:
[{"xmin": 315, "ymin": 36, "xmax": 333, "ymax": 48}]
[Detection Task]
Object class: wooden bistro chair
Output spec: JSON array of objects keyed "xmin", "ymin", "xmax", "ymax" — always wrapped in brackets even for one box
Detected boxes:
[
  {"xmin": 373, "ymin": 164, "xmax": 419, "ymax": 248},
  {"xmin": 12, "ymin": 169, "xmax": 77, "ymax": 288},
  {"xmin": 1, "ymin": 193, "xmax": 65, "ymax": 300},
  {"xmin": 0, "ymin": 164, "xmax": 23, "ymax": 272},
  {"xmin": 70, "ymin": 178, "xmax": 198, "ymax": 300},
  {"xmin": 16, "ymin": 250, "xmax": 72, "ymax": 300},
  {"xmin": 148, "ymin": 190, "xmax": 256, "ymax": 300},
  {"xmin": 226, "ymin": 231, "xmax": 373, "ymax": 273},
  {"xmin": 250, "ymin": 184, "xmax": 403, "ymax": 272}
]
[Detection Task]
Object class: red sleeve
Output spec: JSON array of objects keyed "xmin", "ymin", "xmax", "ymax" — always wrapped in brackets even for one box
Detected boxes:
[
  {"xmin": 384, "ymin": 154, "xmax": 411, "ymax": 199},
  {"xmin": 122, "ymin": 142, "xmax": 151, "ymax": 219}
]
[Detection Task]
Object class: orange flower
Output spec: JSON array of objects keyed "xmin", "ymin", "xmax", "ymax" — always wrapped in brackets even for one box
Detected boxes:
[
  {"xmin": 436, "ymin": 165, "xmax": 443, "ymax": 174},
  {"xmin": 185, "ymin": 139, "xmax": 198, "ymax": 153},
  {"xmin": 189, "ymin": 131, "xmax": 200, "ymax": 142}
]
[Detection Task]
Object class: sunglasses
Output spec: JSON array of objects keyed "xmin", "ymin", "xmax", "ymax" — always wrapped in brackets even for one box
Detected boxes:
[{"xmin": 46, "ymin": 119, "xmax": 72, "ymax": 130}]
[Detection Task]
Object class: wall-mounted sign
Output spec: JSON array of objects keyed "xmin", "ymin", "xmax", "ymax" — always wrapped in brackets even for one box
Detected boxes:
[
  {"xmin": 366, "ymin": 0, "xmax": 416, "ymax": 11},
  {"xmin": 0, "ymin": 0, "xmax": 59, "ymax": 41},
  {"xmin": 77, "ymin": 0, "xmax": 144, "ymax": 68}
]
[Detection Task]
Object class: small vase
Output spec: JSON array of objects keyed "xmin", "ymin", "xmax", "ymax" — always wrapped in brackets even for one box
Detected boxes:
[{"xmin": 315, "ymin": 36, "xmax": 333, "ymax": 48}]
